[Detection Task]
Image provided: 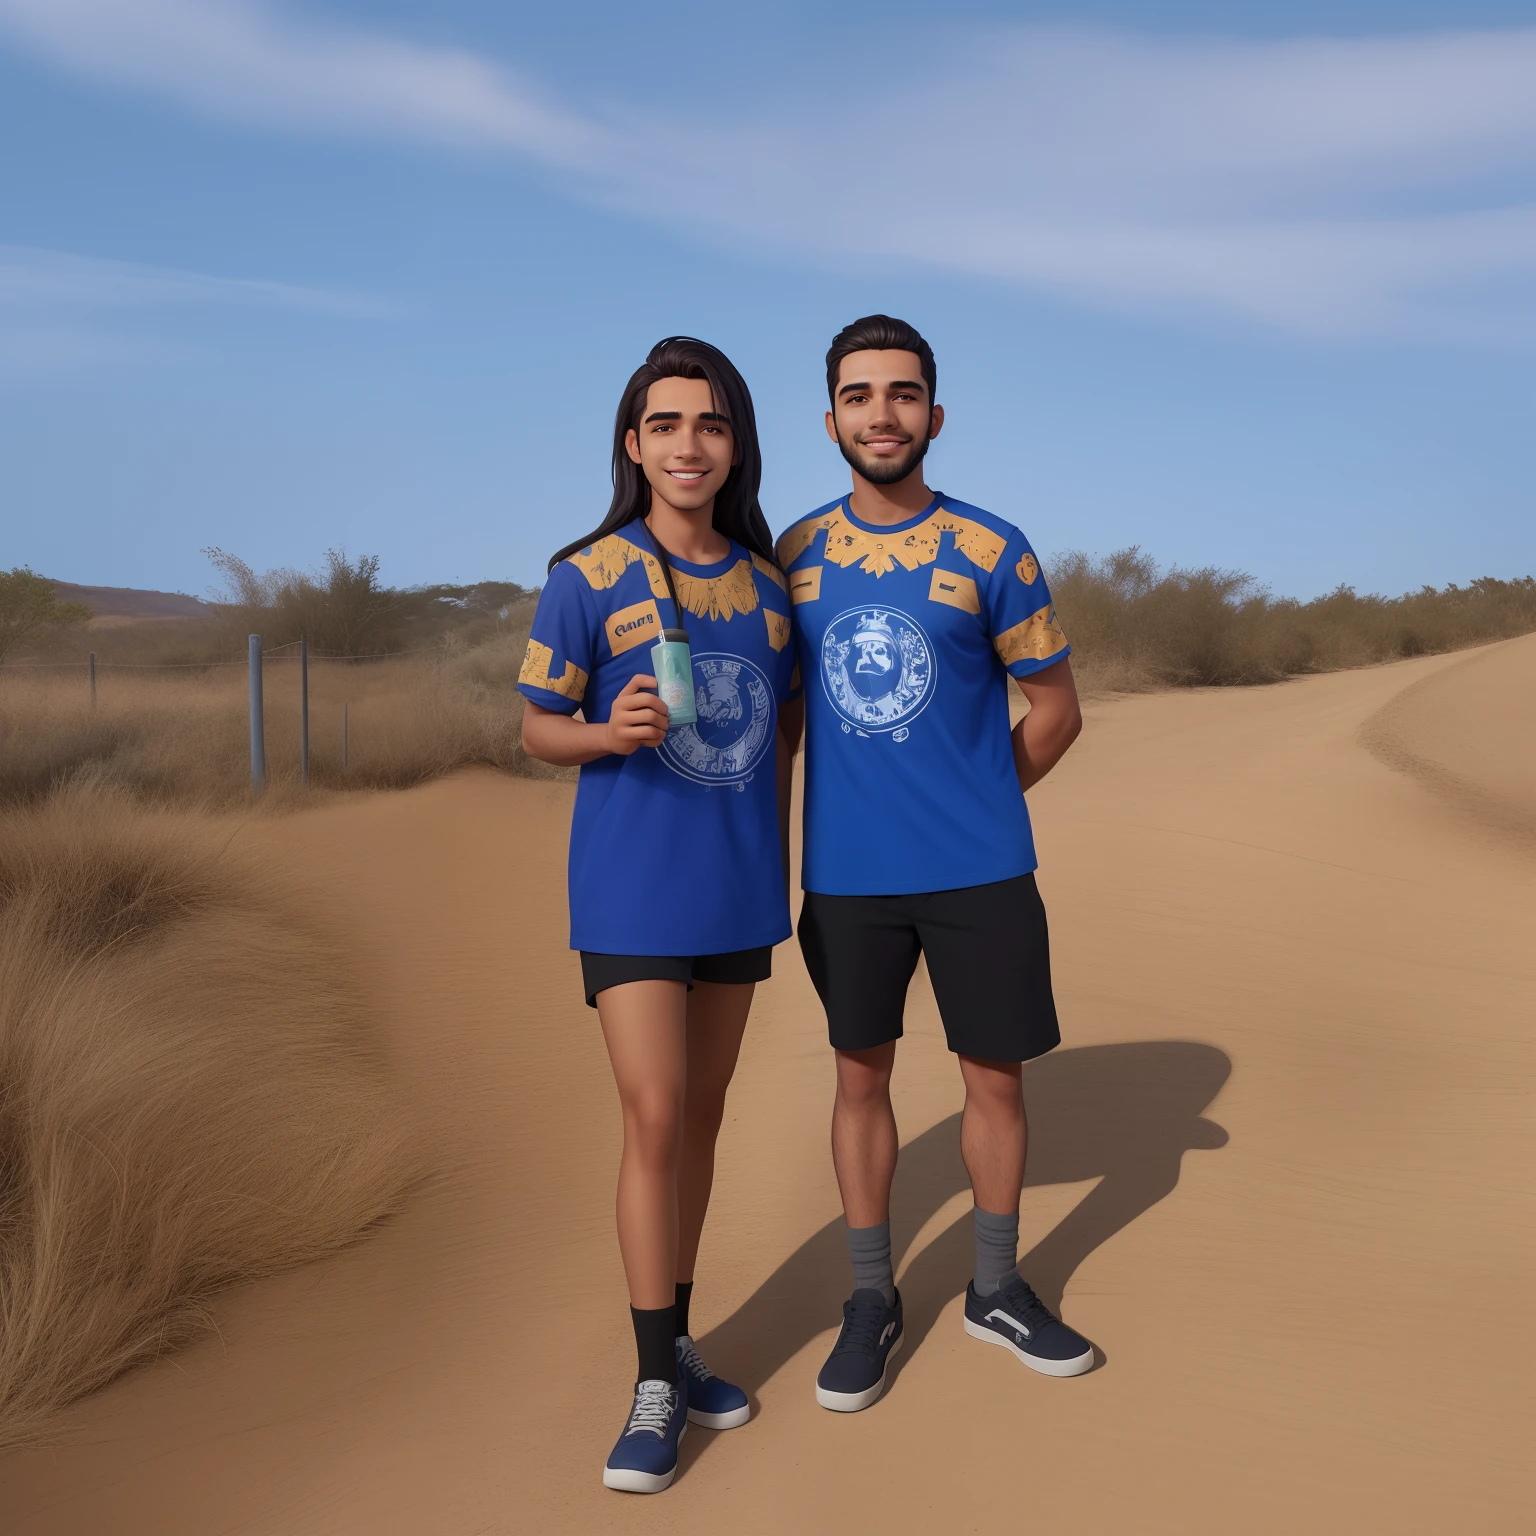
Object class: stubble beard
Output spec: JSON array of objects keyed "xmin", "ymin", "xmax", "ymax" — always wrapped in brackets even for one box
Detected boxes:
[{"xmin": 837, "ymin": 429, "xmax": 930, "ymax": 488}]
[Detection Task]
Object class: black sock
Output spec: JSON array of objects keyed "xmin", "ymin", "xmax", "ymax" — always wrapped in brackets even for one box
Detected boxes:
[
  {"xmin": 631, "ymin": 1304, "xmax": 677, "ymax": 1386},
  {"xmin": 674, "ymin": 1281, "xmax": 694, "ymax": 1341}
]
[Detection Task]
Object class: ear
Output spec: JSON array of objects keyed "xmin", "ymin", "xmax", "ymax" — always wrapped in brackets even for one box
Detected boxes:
[
  {"xmin": 825, "ymin": 409, "xmax": 838, "ymax": 444},
  {"xmin": 624, "ymin": 427, "xmax": 643, "ymax": 465},
  {"xmin": 928, "ymin": 404, "xmax": 945, "ymax": 440}
]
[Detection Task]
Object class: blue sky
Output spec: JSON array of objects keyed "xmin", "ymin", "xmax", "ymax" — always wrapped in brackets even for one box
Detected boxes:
[{"xmin": 2, "ymin": 1, "xmax": 1534, "ymax": 601}]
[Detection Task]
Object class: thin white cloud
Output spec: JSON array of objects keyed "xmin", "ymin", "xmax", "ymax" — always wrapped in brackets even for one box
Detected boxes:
[
  {"xmin": 3, "ymin": 1, "xmax": 1535, "ymax": 341},
  {"xmin": 0, "ymin": 0, "xmax": 601, "ymax": 161},
  {"xmin": 0, "ymin": 244, "xmax": 375, "ymax": 375},
  {"xmin": 0, "ymin": 244, "xmax": 374, "ymax": 313}
]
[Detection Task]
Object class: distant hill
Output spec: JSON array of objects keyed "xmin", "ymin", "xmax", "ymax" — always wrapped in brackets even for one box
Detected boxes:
[{"xmin": 46, "ymin": 580, "xmax": 209, "ymax": 621}]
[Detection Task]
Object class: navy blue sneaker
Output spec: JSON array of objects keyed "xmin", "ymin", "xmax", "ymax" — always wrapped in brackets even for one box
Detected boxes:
[
  {"xmin": 963, "ymin": 1273, "xmax": 1095, "ymax": 1377},
  {"xmin": 676, "ymin": 1335, "xmax": 750, "ymax": 1429},
  {"xmin": 815, "ymin": 1288, "xmax": 903, "ymax": 1412},
  {"xmin": 602, "ymin": 1372, "xmax": 687, "ymax": 1493}
]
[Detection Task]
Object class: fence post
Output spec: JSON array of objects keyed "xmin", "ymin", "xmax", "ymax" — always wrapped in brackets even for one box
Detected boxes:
[
  {"xmin": 300, "ymin": 632, "xmax": 310, "ymax": 787},
  {"xmin": 88, "ymin": 651, "xmax": 96, "ymax": 708},
  {"xmin": 248, "ymin": 634, "xmax": 266, "ymax": 797}
]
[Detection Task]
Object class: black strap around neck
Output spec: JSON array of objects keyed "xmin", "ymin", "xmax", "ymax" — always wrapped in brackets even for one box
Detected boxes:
[{"xmin": 642, "ymin": 518, "xmax": 688, "ymax": 636}]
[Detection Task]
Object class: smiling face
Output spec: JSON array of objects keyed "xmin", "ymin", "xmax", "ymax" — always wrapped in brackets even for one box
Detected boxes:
[
  {"xmin": 625, "ymin": 375, "xmax": 737, "ymax": 516},
  {"xmin": 826, "ymin": 349, "xmax": 944, "ymax": 488}
]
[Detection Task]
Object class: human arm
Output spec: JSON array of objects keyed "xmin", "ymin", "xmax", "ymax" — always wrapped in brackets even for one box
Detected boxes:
[
  {"xmin": 1011, "ymin": 656, "xmax": 1082, "ymax": 793},
  {"xmin": 521, "ymin": 673, "xmax": 670, "ymax": 767}
]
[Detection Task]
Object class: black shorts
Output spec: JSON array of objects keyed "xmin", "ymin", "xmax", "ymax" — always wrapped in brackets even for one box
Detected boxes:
[
  {"xmin": 579, "ymin": 947, "xmax": 772, "ymax": 1008},
  {"xmin": 797, "ymin": 873, "xmax": 1060, "ymax": 1062}
]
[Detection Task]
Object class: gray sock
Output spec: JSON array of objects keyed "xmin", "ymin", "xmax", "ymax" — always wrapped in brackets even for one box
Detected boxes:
[
  {"xmin": 973, "ymin": 1206, "xmax": 1019, "ymax": 1295},
  {"xmin": 847, "ymin": 1220, "xmax": 895, "ymax": 1306}
]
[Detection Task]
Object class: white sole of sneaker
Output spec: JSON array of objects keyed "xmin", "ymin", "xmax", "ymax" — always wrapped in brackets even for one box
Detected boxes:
[
  {"xmin": 602, "ymin": 1421, "xmax": 687, "ymax": 1493},
  {"xmin": 814, "ymin": 1330, "xmax": 903, "ymax": 1412},
  {"xmin": 687, "ymin": 1403, "xmax": 750, "ymax": 1430},
  {"xmin": 963, "ymin": 1317, "xmax": 1095, "ymax": 1377}
]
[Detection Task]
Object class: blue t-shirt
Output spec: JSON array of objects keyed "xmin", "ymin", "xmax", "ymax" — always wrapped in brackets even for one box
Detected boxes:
[
  {"xmin": 517, "ymin": 522, "xmax": 798, "ymax": 955},
  {"xmin": 777, "ymin": 492, "xmax": 1069, "ymax": 897}
]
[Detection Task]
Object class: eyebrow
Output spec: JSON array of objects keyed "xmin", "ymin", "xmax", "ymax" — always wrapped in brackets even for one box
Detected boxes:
[
  {"xmin": 642, "ymin": 410, "xmax": 733, "ymax": 424},
  {"xmin": 837, "ymin": 380, "xmax": 926, "ymax": 399}
]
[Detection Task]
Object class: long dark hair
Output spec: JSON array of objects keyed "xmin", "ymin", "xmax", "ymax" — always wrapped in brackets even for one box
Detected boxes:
[{"xmin": 548, "ymin": 336, "xmax": 775, "ymax": 572}]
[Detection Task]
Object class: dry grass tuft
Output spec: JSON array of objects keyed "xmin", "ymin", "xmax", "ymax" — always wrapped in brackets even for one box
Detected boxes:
[
  {"xmin": 0, "ymin": 787, "xmax": 415, "ymax": 1449},
  {"xmin": 0, "ymin": 627, "xmax": 567, "ymax": 809}
]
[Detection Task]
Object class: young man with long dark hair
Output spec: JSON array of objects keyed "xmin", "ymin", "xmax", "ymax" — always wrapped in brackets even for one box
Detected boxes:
[
  {"xmin": 520, "ymin": 337, "xmax": 798, "ymax": 1492},
  {"xmin": 776, "ymin": 315, "xmax": 1093, "ymax": 1412}
]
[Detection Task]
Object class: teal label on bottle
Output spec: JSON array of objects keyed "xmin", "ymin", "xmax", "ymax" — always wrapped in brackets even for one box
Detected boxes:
[{"xmin": 650, "ymin": 637, "xmax": 697, "ymax": 727}]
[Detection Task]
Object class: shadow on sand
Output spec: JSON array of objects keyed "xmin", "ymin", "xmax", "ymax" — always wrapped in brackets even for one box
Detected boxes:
[{"xmin": 685, "ymin": 1040, "xmax": 1230, "ymax": 1470}]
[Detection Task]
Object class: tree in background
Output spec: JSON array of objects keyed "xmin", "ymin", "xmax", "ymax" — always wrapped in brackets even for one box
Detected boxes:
[
  {"xmin": 202, "ymin": 546, "xmax": 399, "ymax": 656},
  {"xmin": 0, "ymin": 570, "xmax": 92, "ymax": 662}
]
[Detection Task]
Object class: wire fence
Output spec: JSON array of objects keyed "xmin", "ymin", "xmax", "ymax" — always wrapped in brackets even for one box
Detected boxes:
[
  {"xmin": 0, "ymin": 642, "xmax": 442, "ymax": 670},
  {"xmin": 0, "ymin": 634, "xmax": 380, "ymax": 797}
]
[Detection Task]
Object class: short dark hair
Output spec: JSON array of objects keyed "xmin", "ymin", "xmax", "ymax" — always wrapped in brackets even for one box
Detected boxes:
[{"xmin": 826, "ymin": 314, "xmax": 936, "ymax": 408}]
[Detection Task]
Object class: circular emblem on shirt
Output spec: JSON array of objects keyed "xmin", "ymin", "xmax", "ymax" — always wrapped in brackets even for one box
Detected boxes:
[
  {"xmin": 660, "ymin": 652, "xmax": 774, "ymax": 787},
  {"xmin": 819, "ymin": 606, "xmax": 935, "ymax": 733}
]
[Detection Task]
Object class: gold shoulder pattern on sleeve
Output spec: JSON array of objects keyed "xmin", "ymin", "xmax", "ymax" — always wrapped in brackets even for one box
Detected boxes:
[
  {"xmin": 567, "ymin": 534, "xmax": 671, "ymax": 601},
  {"xmin": 764, "ymin": 608, "xmax": 791, "ymax": 652},
  {"xmin": 929, "ymin": 509, "xmax": 1008, "ymax": 573},
  {"xmin": 1016, "ymin": 551, "xmax": 1039, "ymax": 585},
  {"xmin": 519, "ymin": 638, "xmax": 589, "ymax": 701},
  {"xmin": 751, "ymin": 552, "xmax": 788, "ymax": 591},
  {"xmin": 777, "ymin": 510, "xmax": 842, "ymax": 568},
  {"xmin": 993, "ymin": 604, "xmax": 1068, "ymax": 668}
]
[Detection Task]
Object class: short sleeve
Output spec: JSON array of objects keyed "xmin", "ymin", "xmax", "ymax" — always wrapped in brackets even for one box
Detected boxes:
[
  {"xmin": 987, "ymin": 530, "xmax": 1071, "ymax": 678},
  {"xmin": 517, "ymin": 561, "xmax": 596, "ymax": 715},
  {"xmin": 752, "ymin": 554, "xmax": 802, "ymax": 705},
  {"xmin": 772, "ymin": 594, "xmax": 801, "ymax": 705}
]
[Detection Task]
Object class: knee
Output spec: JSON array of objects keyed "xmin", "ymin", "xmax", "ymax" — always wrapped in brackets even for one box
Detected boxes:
[
  {"xmin": 963, "ymin": 1062, "xmax": 1023, "ymax": 1119},
  {"xmin": 682, "ymin": 1084, "xmax": 728, "ymax": 1141},
  {"xmin": 835, "ymin": 1055, "xmax": 894, "ymax": 1113},
  {"xmin": 624, "ymin": 1090, "xmax": 684, "ymax": 1163}
]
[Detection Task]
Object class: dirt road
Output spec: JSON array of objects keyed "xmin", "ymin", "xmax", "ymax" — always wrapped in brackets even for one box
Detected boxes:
[{"xmin": 4, "ymin": 637, "xmax": 1532, "ymax": 1533}]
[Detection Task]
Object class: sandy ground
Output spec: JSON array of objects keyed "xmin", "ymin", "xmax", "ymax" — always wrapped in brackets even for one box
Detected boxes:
[{"xmin": 3, "ymin": 637, "xmax": 1533, "ymax": 1534}]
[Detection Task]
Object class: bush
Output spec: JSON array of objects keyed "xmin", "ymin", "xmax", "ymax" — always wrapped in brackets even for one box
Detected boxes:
[{"xmin": 1050, "ymin": 548, "xmax": 1536, "ymax": 694}]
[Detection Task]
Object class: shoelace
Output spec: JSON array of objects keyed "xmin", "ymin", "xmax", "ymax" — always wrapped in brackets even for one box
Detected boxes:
[
  {"xmin": 998, "ymin": 1277, "xmax": 1055, "ymax": 1333},
  {"xmin": 832, "ymin": 1297, "xmax": 889, "ymax": 1356},
  {"xmin": 623, "ymin": 1380, "xmax": 677, "ymax": 1439},
  {"xmin": 678, "ymin": 1341, "xmax": 716, "ymax": 1382}
]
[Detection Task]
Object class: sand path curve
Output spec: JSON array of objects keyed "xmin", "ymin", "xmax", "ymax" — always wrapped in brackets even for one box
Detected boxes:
[{"xmin": 3, "ymin": 638, "xmax": 1532, "ymax": 1533}]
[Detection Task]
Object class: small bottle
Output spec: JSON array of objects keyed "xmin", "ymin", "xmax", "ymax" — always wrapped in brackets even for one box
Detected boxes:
[{"xmin": 650, "ymin": 629, "xmax": 697, "ymax": 727}]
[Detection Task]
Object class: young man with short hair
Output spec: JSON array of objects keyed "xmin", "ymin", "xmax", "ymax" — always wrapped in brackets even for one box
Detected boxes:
[{"xmin": 776, "ymin": 314, "xmax": 1093, "ymax": 1411}]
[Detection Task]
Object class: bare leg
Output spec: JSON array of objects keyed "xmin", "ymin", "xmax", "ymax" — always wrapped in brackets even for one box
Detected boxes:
[
  {"xmin": 957, "ymin": 1054, "xmax": 1026, "ymax": 1215},
  {"xmin": 831, "ymin": 1042, "xmax": 899, "ymax": 1227},
  {"xmin": 596, "ymin": 980, "xmax": 688, "ymax": 1310},
  {"xmin": 675, "ymin": 981, "xmax": 754, "ymax": 1284}
]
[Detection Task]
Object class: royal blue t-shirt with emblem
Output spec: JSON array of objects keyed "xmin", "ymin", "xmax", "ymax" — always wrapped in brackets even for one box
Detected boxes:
[
  {"xmin": 517, "ymin": 522, "xmax": 798, "ymax": 955},
  {"xmin": 777, "ymin": 492, "xmax": 1069, "ymax": 897}
]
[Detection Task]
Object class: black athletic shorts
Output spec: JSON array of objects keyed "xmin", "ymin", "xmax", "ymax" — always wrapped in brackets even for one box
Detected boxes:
[
  {"xmin": 797, "ymin": 873, "xmax": 1060, "ymax": 1062},
  {"xmin": 579, "ymin": 947, "xmax": 772, "ymax": 1008}
]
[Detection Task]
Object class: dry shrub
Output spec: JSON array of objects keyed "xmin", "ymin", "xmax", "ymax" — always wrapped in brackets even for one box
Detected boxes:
[
  {"xmin": 0, "ymin": 626, "xmax": 567, "ymax": 808},
  {"xmin": 1052, "ymin": 549, "xmax": 1536, "ymax": 695},
  {"xmin": 0, "ymin": 786, "xmax": 415, "ymax": 1448}
]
